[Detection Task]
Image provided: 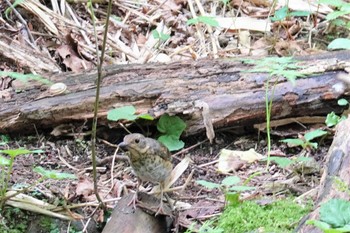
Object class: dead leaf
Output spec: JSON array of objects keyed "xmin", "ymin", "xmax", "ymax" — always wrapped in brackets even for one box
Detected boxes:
[
  {"xmin": 56, "ymin": 45, "xmax": 93, "ymax": 72},
  {"xmin": 275, "ymin": 40, "xmax": 306, "ymax": 57},
  {"xmin": 238, "ymin": 30, "xmax": 251, "ymax": 55},
  {"xmin": 251, "ymin": 37, "xmax": 270, "ymax": 56},
  {"xmin": 76, "ymin": 177, "xmax": 94, "ymax": 198},
  {"xmin": 182, "ymin": 200, "xmax": 221, "ymax": 219},
  {"xmin": 218, "ymin": 148, "xmax": 264, "ymax": 173}
]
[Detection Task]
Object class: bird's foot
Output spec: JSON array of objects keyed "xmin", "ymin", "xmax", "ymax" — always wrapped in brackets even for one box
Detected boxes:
[
  {"xmin": 127, "ymin": 191, "xmax": 138, "ymax": 210},
  {"xmin": 155, "ymin": 200, "xmax": 165, "ymax": 216}
]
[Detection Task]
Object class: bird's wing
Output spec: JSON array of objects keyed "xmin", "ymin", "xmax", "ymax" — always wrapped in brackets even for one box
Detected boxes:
[{"xmin": 146, "ymin": 138, "xmax": 172, "ymax": 161}]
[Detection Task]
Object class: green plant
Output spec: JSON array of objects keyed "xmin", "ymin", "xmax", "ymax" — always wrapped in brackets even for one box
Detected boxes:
[
  {"xmin": 242, "ymin": 57, "xmax": 306, "ymax": 169},
  {"xmin": 334, "ymin": 177, "xmax": 350, "ymax": 196},
  {"xmin": 0, "ymin": 72, "xmax": 52, "ymax": 86},
  {"xmin": 267, "ymin": 155, "xmax": 312, "ymax": 169},
  {"xmin": 0, "ymin": 135, "xmax": 10, "ymax": 146},
  {"xmin": 319, "ymin": 0, "xmax": 350, "ymax": 49},
  {"xmin": 326, "ymin": 98, "xmax": 349, "ymax": 127},
  {"xmin": 108, "ymin": 106, "xmax": 186, "ymax": 151},
  {"xmin": 152, "ymin": 29, "xmax": 170, "ymax": 41},
  {"xmin": 107, "ymin": 105, "xmax": 154, "ymax": 121},
  {"xmin": 326, "ymin": 112, "xmax": 347, "ymax": 127},
  {"xmin": 33, "ymin": 166, "xmax": 76, "ymax": 180},
  {"xmin": 280, "ymin": 129, "xmax": 328, "ymax": 150},
  {"xmin": 187, "ymin": 16, "xmax": 219, "ymax": 27},
  {"xmin": 271, "ymin": 6, "xmax": 310, "ymax": 22},
  {"xmin": 0, "ymin": 207, "xmax": 29, "ymax": 233},
  {"xmin": 0, "ymin": 149, "xmax": 43, "ymax": 199},
  {"xmin": 307, "ymin": 198, "xmax": 350, "ymax": 232},
  {"xmin": 196, "ymin": 176, "xmax": 255, "ymax": 205},
  {"xmin": 320, "ymin": 0, "xmax": 350, "ymax": 26},
  {"xmin": 4, "ymin": 0, "xmax": 24, "ymax": 18},
  {"xmin": 184, "ymin": 220, "xmax": 224, "ymax": 233},
  {"xmin": 157, "ymin": 114, "xmax": 186, "ymax": 151},
  {"xmin": 0, "ymin": 149, "xmax": 76, "ymax": 208}
]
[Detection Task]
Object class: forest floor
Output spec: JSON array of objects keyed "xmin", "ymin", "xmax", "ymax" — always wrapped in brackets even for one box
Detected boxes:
[{"xmin": 0, "ymin": 0, "xmax": 348, "ymax": 232}]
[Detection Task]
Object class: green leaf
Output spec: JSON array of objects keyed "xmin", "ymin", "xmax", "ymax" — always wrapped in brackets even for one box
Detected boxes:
[
  {"xmin": 221, "ymin": 176, "xmax": 241, "ymax": 186},
  {"xmin": 196, "ymin": 180, "xmax": 221, "ymax": 190},
  {"xmin": 0, "ymin": 71, "xmax": 52, "ymax": 85},
  {"xmin": 304, "ymin": 129, "xmax": 327, "ymax": 142},
  {"xmin": 280, "ymin": 138, "xmax": 305, "ymax": 147},
  {"xmin": 328, "ymin": 38, "xmax": 350, "ymax": 50},
  {"xmin": 198, "ymin": 16, "xmax": 219, "ymax": 26},
  {"xmin": 157, "ymin": 114, "xmax": 186, "ymax": 138},
  {"xmin": 296, "ymin": 156, "xmax": 312, "ymax": 162},
  {"xmin": 320, "ymin": 199, "xmax": 350, "ymax": 228},
  {"xmin": 107, "ymin": 106, "xmax": 138, "ymax": 121},
  {"xmin": 187, "ymin": 16, "xmax": 219, "ymax": 26},
  {"xmin": 0, "ymin": 155, "xmax": 10, "ymax": 166},
  {"xmin": 271, "ymin": 6, "xmax": 288, "ymax": 21},
  {"xmin": 0, "ymin": 149, "xmax": 41, "ymax": 157},
  {"xmin": 268, "ymin": 157, "xmax": 293, "ymax": 168},
  {"xmin": 33, "ymin": 166, "xmax": 76, "ymax": 180},
  {"xmin": 307, "ymin": 142, "xmax": 319, "ymax": 149},
  {"xmin": 326, "ymin": 11, "xmax": 350, "ymax": 21},
  {"xmin": 326, "ymin": 112, "xmax": 342, "ymax": 127},
  {"xmin": 289, "ymin": 11, "xmax": 311, "ymax": 17},
  {"xmin": 110, "ymin": 15, "xmax": 122, "ymax": 22},
  {"xmin": 229, "ymin": 186, "xmax": 256, "ymax": 192},
  {"xmin": 137, "ymin": 114, "xmax": 154, "ymax": 120},
  {"xmin": 341, "ymin": 4, "xmax": 350, "ymax": 11},
  {"xmin": 152, "ymin": 29, "xmax": 170, "ymax": 41},
  {"xmin": 225, "ymin": 192, "xmax": 240, "ymax": 206},
  {"xmin": 306, "ymin": 220, "xmax": 332, "ymax": 230},
  {"xmin": 338, "ymin": 98, "xmax": 349, "ymax": 106},
  {"xmin": 335, "ymin": 225, "xmax": 350, "ymax": 232},
  {"xmin": 333, "ymin": 19, "xmax": 347, "ymax": 26},
  {"xmin": 187, "ymin": 18, "xmax": 199, "ymax": 25},
  {"xmin": 334, "ymin": 225, "xmax": 350, "ymax": 232},
  {"xmin": 158, "ymin": 135, "xmax": 184, "ymax": 151},
  {"xmin": 319, "ymin": 0, "xmax": 346, "ymax": 7},
  {"xmin": 5, "ymin": 0, "xmax": 25, "ymax": 19}
]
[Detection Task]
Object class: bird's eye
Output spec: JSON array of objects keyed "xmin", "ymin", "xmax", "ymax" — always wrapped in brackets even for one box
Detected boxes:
[{"xmin": 134, "ymin": 138, "xmax": 140, "ymax": 144}]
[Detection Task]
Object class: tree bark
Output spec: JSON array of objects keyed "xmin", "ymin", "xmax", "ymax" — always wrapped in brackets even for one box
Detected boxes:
[
  {"xmin": 1, "ymin": 51, "xmax": 350, "ymax": 135},
  {"xmin": 296, "ymin": 116, "xmax": 350, "ymax": 232}
]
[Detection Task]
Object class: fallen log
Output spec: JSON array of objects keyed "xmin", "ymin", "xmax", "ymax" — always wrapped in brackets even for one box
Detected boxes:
[{"xmin": 1, "ymin": 51, "xmax": 350, "ymax": 135}]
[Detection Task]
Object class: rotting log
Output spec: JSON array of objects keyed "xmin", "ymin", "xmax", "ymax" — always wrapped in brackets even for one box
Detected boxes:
[
  {"xmin": 1, "ymin": 51, "xmax": 350, "ymax": 135},
  {"xmin": 296, "ymin": 116, "xmax": 350, "ymax": 233}
]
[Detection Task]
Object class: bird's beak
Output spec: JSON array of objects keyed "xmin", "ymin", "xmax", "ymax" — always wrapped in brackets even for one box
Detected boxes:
[{"xmin": 118, "ymin": 142, "xmax": 128, "ymax": 150}]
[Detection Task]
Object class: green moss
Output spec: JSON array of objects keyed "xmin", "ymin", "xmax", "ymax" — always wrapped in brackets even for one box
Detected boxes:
[
  {"xmin": 216, "ymin": 197, "xmax": 312, "ymax": 233},
  {"xmin": 0, "ymin": 207, "xmax": 29, "ymax": 233}
]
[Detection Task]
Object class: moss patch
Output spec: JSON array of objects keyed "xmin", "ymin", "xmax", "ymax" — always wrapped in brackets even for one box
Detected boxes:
[{"xmin": 216, "ymin": 197, "xmax": 312, "ymax": 233}]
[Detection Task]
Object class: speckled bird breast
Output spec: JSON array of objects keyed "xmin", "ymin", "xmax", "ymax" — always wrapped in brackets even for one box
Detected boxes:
[{"xmin": 130, "ymin": 154, "xmax": 172, "ymax": 183}]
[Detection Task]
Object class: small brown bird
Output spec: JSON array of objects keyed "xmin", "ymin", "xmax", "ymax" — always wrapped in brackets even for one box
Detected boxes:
[{"xmin": 118, "ymin": 133, "xmax": 173, "ymax": 215}]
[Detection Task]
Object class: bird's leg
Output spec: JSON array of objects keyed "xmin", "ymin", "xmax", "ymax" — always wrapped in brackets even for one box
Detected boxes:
[
  {"xmin": 155, "ymin": 182, "xmax": 175, "ymax": 216},
  {"xmin": 155, "ymin": 184, "xmax": 164, "ymax": 216},
  {"xmin": 164, "ymin": 192, "xmax": 174, "ymax": 210},
  {"xmin": 128, "ymin": 178, "xmax": 141, "ymax": 209}
]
